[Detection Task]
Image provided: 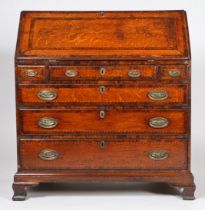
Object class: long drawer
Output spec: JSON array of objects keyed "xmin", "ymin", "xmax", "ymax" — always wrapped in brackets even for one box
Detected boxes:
[
  {"xmin": 19, "ymin": 85, "xmax": 188, "ymax": 104},
  {"xmin": 19, "ymin": 139, "xmax": 187, "ymax": 170},
  {"xmin": 20, "ymin": 109, "xmax": 187, "ymax": 134}
]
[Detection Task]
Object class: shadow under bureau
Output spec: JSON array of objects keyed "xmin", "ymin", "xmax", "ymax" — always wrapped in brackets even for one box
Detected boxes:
[{"xmin": 13, "ymin": 11, "xmax": 195, "ymax": 200}]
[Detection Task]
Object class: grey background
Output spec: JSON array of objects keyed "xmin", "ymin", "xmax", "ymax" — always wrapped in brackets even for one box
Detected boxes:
[{"xmin": 0, "ymin": 0, "xmax": 205, "ymax": 209}]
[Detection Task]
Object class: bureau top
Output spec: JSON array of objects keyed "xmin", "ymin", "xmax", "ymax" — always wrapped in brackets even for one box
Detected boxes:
[{"xmin": 16, "ymin": 11, "xmax": 190, "ymax": 61}]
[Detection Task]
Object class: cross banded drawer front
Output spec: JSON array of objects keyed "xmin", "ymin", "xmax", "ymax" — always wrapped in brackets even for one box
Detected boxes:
[
  {"xmin": 17, "ymin": 65, "xmax": 188, "ymax": 82},
  {"xmin": 19, "ymin": 139, "xmax": 187, "ymax": 170},
  {"xmin": 19, "ymin": 85, "xmax": 187, "ymax": 104},
  {"xmin": 20, "ymin": 110, "xmax": 186, "ymax": 134},
  {"xmin": 38, "ymin": 117, "xmax": 59, "ymax": 129},
  {"xmin": 50, "ymin": 65, "xmax": 156, "ymax": 80},
  {"xmin": 160, "ymin": 65, "xmax": 188, "ymax": 80},
  {"xmin": 17, "ymin": 66, "xmax": 46, "ymax": 80}
]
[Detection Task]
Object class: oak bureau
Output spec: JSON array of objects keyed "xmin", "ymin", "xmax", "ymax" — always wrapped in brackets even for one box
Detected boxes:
[{"xmin": 13, "ymin": 11, "xmax": 195, "ymax": 200}]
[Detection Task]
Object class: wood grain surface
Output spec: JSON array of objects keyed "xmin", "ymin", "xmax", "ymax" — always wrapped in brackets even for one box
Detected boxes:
[
  {"xmin": 19, "ymin": 139, "xmax": 187, "ymax": 170},
  {"xmin": 19, "ymin": 85, "xmax": 187, "ymax": 104},
  {"xmin": 16, "ymin": 11, "xmax": 190, "ymax": 60},
  {"xmin": 49, "ymin": 65, "xmax": 156, "ymax": 80},
  {"xmin": 13, "ymin": 11, "xmax": 195, "ymax": 200},
  {"xmin": 20, "ymin": 109, "xmax": 187, "ymax": 134}
]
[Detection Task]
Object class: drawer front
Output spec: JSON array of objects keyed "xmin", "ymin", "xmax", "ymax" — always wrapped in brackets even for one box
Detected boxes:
[
  {"xmin": 21, "ymin": 110, "xmax": 187, "ymax": 134},
  {"xmin": 19, "ymin": 139, "xmax": 187, "ymax": 170},
  {"xmin": 19, "ymin": 85, "xmax": 187, "ymax": 104},
  {"xmin": 50, "ymin": 65, "xmax": 156, "ymax": 80},
  {"xmin": 160, "ymin": 65, "xmax": 188, "ymax": 80},
  {"xmin": 17, "ymin": 65, "xmax": 46, "ymax": 80}
]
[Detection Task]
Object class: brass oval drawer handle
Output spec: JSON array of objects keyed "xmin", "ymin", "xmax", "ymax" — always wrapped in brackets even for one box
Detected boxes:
[
  {"xmin": 39, "ymin": 149, "xmax": 59, "ymax": 161},
  {"xmin": 38, "ymin": 117, "xmax": 58, "ymax": 129},
  {"xmin": 148, "ymin": 90, "xmax": 168, "ymax": 101},
  {"xmin": 99, "ymin": 110, "xmax": 106, "ymax": 119},
  {"xmin": 65, "ymin": 69, "xmax": 78, "ymax": 77},
  {"xmin": 168, "ymin": 69, "xmax": 181, "ymax": 77},
  {"xmin": 25, "ymin": 69, "xmax": 38, "ymax": 77},
  {"xmin": 99, "ymin": 85, "xmax": 106, "ymax": 95},
  {"xmin": 149, "ymin": 117, "xmax": 169, "ymax": 128},
  {"xmin": 99, "ymin": 67, "xmax": 106, "ymax": 76},
  {"xmin": 99, "ymin": 140, "xmax": 106, "ymax": 149},
  {"xmin": 128, "ymin": 70, "xmax": 141, "ymax": 77},
  {"xmin": 37, "ymin": 90, "xmax": 57, "ymax": 101},
  {"xmin": 149, "ymin": 150, "xmax": 168, "ymax": 160}
]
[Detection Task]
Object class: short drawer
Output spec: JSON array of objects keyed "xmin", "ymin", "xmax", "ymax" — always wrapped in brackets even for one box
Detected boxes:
[
  {"xmin": 160, "ymin": 65, "xmax": 188, "ymax": 80},
  {"xmin": 49, "ymin": 65, "xmax": 156, "ymax": 80},
  {"xmin": 20, "ymin": 109, "xmax": 187, "ymax": 134},
  {"xmin": 19, "ymin": 139, "xmax": 187, "ymax": 170},
  {"xmin": 17, "ymin": 65, "xmax": 46, "ymax": 81},
  {"xmin": 19, "ymin": 85, "xmax": 188, "ymax": 104}
]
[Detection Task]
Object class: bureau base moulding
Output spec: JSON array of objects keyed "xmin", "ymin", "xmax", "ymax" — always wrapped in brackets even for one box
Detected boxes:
[{"xmin": 13, "ymin": 170, "xmax": 195, "ymax": 201}]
